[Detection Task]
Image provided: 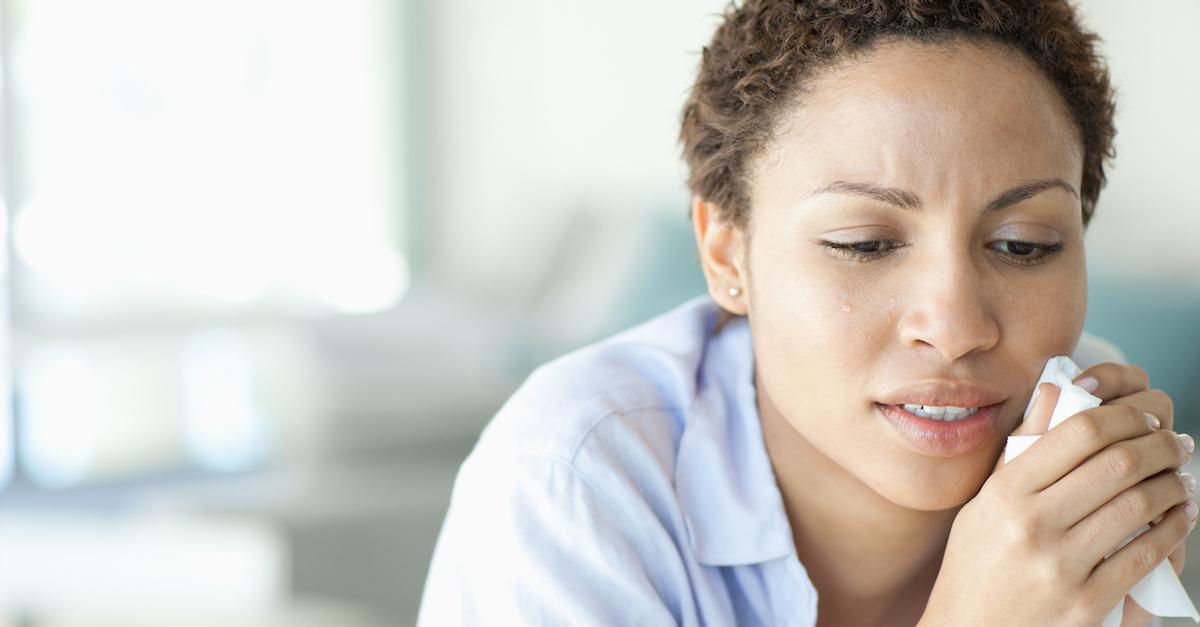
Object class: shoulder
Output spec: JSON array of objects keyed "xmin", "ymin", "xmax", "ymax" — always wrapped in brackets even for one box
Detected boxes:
[
  {"xmin": 474, "ymin": 295, "xmax": 720, "ymax": 466},
  {"xmin": 1072, "ymin": 331, "xmax": 1128, "ymax": 368},
  {"xmin": 419, "ymin": 298, "xmax": 729, "ymax": 624},
  {"xmin": 441, "ymin": 295, "xmax": 728, "ymax": 565},
  {"xmin": 419, "ymin": 445, "xmax": 690, "ymax": 625}
]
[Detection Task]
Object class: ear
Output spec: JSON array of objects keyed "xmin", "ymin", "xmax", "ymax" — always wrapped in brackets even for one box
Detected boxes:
[{"xmin": 691, "ymin": 195, "xmax": 749, "ymax": 315}]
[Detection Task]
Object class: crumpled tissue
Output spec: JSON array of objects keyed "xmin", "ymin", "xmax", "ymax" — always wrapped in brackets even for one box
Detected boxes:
[{"xmin": 1004, "ymin": 355, "xmax": 1199, "ymax": 626}]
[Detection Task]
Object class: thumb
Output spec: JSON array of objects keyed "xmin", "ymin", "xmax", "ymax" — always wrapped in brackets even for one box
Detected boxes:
[
  {"xmin": 993, "ymin": 382, "xmax": 1061, "ymax": 474},
  {"xmin": 1010, "ymin": 381, "xmax": 1061, "ymax": 437}
]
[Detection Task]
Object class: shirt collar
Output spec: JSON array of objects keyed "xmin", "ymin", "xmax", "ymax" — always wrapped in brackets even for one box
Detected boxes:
[{"xmin": 673, "ymin": 303, "xmax": 795, "ymax": 566}]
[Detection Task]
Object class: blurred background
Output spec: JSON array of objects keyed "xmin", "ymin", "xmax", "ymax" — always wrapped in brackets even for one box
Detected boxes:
[{"xmin": 0, "ymin": 0, "xmax": 1194, "ymax": 625}]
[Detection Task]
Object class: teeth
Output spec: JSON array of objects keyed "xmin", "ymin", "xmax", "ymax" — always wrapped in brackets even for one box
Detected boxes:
[{"xmin": 901, "ymin": 404, "xmax": 980, "ymax": 421}]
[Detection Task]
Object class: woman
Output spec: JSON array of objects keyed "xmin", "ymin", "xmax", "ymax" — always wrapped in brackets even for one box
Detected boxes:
[{"xmin": 418, "ymin": 2, "xmax": 1194, "ymax": 625}]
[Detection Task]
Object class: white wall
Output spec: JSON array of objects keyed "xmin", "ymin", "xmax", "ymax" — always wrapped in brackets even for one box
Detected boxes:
[
  {"xmin": 427, "ymin": 0, "xmax": 730, "ymax": 301},
  {"xmin": 1076, "ymin": 0, "xmax": 1200, "ymax": 286},
  {"xmin": 423, "ymin": 1, "xmax": 1200, "ymax": 305}
]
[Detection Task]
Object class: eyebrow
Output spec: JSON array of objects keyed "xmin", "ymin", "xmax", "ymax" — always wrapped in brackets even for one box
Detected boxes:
[{"xmin": 808, "ymin": 178, "xmax": 1079, "ymax": 212}]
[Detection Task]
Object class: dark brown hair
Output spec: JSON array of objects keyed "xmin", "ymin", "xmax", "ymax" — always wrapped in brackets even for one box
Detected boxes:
[{"xmin": 680, "ymin": 0, "xmax": 1116, "ymax": 229}]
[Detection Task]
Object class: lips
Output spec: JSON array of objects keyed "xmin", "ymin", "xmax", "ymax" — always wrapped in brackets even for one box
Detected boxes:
[
  {"xmin": 872, "ymin": 380, "xmax": 1010, "ymax": 456},
  {"xmin": 876, "ymin": 380, "xmax": 1007, "ymax": 408},
  {"xmin": 877, "ymin": 401, "xmax": 1004, "ymax": 457}
]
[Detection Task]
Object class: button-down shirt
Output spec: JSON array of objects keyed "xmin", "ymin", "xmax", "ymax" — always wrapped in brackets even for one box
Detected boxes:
[{"xmin": 417, "ymin": 295, "xmax": 1123, "ymax": 626}]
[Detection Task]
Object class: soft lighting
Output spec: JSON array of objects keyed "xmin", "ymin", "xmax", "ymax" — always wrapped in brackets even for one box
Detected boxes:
[
  {"xmin": 297, "ymin": 242, "xmax": 409, "ymax": 314},
  {"xmin": 0, "ymin": 197, "xmax": 11, "ymax": 489},
  {"xmin": 0, "ymin": 512, "xmax": 286, "ymax": 616},
  {"xmin": 0, "ymin": 194, "xmax": 9, "ymax": 278},
  {"xmin": 181, "ymin": 330, "xmax": 269, "ymax": 472},
  {"xmin": 18, "ymin": 345, "xmax": 105, "ymax": 488},
  {"xmin": 10, "ymin": 0, "xmax": 402, "ymax": 317}
]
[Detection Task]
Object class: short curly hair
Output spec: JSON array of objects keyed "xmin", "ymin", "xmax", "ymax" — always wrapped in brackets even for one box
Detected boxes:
[{"xmin": 680, "ymin": 0, "xmax": 1116, "ymax": 229}]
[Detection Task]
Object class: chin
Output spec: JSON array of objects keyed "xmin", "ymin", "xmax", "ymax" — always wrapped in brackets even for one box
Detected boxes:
[{"xmin": 869, "ymin": 457, "xmax": 993, "ymax": 511}]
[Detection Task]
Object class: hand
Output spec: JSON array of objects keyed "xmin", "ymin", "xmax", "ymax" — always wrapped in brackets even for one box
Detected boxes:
[
  {"xmin": 1073, "ymin": 364, "xmax": 1192, "ymax": 627},
  {"xmin": 919, "ymin": 362, "xmax": 1195, "ymax": 627}
]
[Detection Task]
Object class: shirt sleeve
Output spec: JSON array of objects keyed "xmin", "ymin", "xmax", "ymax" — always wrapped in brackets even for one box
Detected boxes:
[{"xmin": 416, "ymin": 451, "xmax": 683, "ymax": 626}]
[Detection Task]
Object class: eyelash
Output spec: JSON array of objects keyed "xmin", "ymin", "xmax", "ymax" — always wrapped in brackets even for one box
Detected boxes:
[{"xmin": 821, "ymin": 239, "xmax": 1065, "ymax": 266}]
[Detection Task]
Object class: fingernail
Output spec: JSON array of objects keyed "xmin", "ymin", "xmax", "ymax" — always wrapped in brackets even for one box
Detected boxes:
[
  {"xmin": 1183, "ymin": 472, "xmax": 1196, "ymax": 494},
  {"xmin": 1075, "ymin": 376, "xmax": 1100, "ymax": 393},
  {"xmin": 1179, "ymin": 433, "xmax": 1195, "ymax": 455},
  {"xmin": 1185, "ymin": 501, "xmax": 1198, "ymax": 522},
  {"xmin": 1146, "ymin": 413, "xmax": 1161, "ymax": 430}
]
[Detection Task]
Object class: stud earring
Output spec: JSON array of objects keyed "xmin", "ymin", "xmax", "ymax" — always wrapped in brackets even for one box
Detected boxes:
[{"xmin": 728, "ymin": 286, "xmax": 741, "ymax": 297}]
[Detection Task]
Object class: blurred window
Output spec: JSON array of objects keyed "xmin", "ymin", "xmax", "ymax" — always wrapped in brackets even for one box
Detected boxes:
[{"xmin": 0, "ymin": 0, "xmax": 406, "ymax": 488}]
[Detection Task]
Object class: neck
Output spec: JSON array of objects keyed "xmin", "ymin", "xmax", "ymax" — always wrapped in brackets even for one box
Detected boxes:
[{"xmin": 758, "ymin": 377, "xmax": 956, "ymax": 626}]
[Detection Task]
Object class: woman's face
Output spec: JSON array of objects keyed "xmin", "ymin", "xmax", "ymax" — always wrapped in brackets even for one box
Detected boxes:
[{"xmin": 708, "ymin": 39, "xmax": 1088, "ymax": 511}]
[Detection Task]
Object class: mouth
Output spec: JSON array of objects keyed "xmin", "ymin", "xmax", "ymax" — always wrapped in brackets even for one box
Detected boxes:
[
  {"xmin": 897, "ymin": 403, "xmax": 981, "ymax": 421},
  {"xmin": 875, "ymin": 401, "xmax": 1005, "ymax": 458}
]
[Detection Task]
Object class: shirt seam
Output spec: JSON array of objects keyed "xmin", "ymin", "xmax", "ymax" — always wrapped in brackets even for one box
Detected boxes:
[
  {"xmin": 562, "ymin": 404, "xmax": 683, "ymax": 464},
  {"xmin": 556, "ymin": 297, "xmax": 720, "ymax": 466}
]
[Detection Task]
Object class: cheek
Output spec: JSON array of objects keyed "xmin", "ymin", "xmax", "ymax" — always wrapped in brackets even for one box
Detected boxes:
[
  {"xmin": 996, "ymin": 262, "xmax": 1088, "ymax": 354},
  {"xmin": 750, "ymin": 261, "xmax": 891, "ymax": 378}
]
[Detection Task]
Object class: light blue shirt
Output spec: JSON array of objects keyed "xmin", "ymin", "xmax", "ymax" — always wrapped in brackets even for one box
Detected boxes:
[{"xmin": 417, "ymin": 295, "xmax": 1123, "ymax": 626}]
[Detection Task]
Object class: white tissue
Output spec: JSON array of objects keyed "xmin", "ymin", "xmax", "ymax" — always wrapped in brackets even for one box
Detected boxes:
[{"xmin": 1003, "ymin": 356, "xmax": 1199, "ymax": 626}]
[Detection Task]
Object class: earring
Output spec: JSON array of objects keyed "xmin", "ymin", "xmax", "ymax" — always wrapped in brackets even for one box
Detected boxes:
[{"xmin": 728, "ymin": 286, "xmax": 741, "ymax": 297}]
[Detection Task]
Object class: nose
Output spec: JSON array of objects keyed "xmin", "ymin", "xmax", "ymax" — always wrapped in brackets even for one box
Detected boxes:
[{"xmin": 896, "ymin": 255, "xmax": 1000, "ymax": 362}]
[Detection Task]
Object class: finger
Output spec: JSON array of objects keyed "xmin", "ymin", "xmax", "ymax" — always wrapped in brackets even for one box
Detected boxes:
[
  {"xmin": 1088, "ymin": 501, "xmax": 1197, "ymax": 610},
  {"xmin": 1008, "ymin": 404, "xmax": 1157, "ymax": 494},
  {"xmin": 1072, "ymin": 362, "xmax": 1150, "ymax": 403},
  {"xmin": 1012, "ymin": 382, "xmax": 1061, "ymax": 437},
  {"xmin": 994, "ymin": 382, "xmax": 1060, "ymax": 475},
  {"xmin": 1167, "ymin": 533, "xmax": 1187, "ymax": 575},
  {"xmin": 1050, "ymin": 427, "xmax": 1192, "ymax": 528},
  {"xmin": 1110, "ymin": 523, "xmax": 1188, "ymax": 627},
  {"xmin": 1105, "ymin": 388, "xmax": 1176, "ymax": 432},
  {"xmin": 1065, "ymin": 470, "xmax": 1192, "ymax": 562},
  {"xmin": 1118, "ymin": 536, "xmax": 1193, "ymax": 626}
]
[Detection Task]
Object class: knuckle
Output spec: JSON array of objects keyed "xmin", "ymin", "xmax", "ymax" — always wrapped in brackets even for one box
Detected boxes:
[
  {"xmin": 1116, "ymin": 490, "xmax": 1154, "ymax": 522},
  {"xmin": 1159, "ymin": 430, "xmax": 1185, "ymax": 458},
  {"xmin": 1032, "ymin": 552, "xmax": 1071, "ymax": 585},
  {"xmin": 1129, "ymin": 538, "xmax": 1162, "ymax": 571},
  {"xmin": 1124, "ymin": 403, "xmax": 1145, "ymax": 423},
  {"xmin": 1002, "ymin": 511, "xmax": 1042, "ymax": 547},
  {"xmin": 1067, "ymin": 413, "xmax": 1103, "ymax": 445},
  {"xmin": 1103, "ymin": 446, "xmax": 1140, "ymax": 480},
  {"xmin": 1067, "ymin": 593, "xmax": 1101, "ymax": 625}
]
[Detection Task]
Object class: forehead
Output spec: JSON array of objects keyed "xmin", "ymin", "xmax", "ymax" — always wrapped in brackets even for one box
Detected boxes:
[{"xmin": 751, "ymin": 38, "xmax": 1084, "ymax": 207}]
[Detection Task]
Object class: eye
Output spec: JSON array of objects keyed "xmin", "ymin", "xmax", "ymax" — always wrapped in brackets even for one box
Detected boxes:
[
  {"xmin": 821, "ymin": 239, "xmax": 905, "ymax": 261},
  {"xmin": 989, "ymin": 240, "xmax": 1064, "ymax": 266},
  {"xmin": 821, "ymin": 239, "xmax": 1064, "ymax": 265}
]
